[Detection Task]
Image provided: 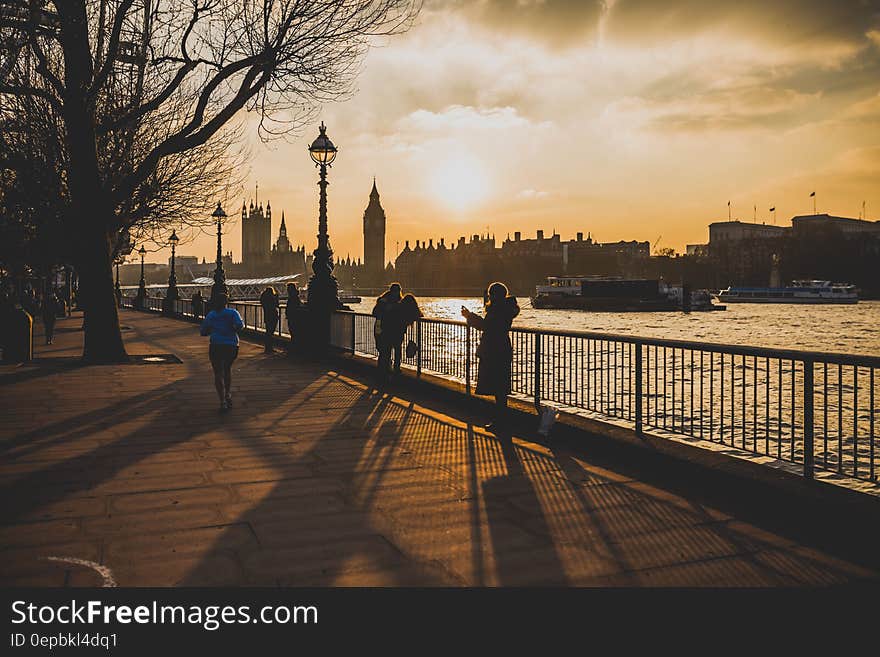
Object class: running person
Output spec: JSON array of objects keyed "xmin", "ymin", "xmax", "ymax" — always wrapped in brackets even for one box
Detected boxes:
[{"xmin": 200, "ymin": 293, "xmax": 244, "ymax": 411}]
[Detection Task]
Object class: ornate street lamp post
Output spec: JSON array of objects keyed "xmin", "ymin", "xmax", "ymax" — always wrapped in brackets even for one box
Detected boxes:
[
  {"xmin": 163, "ymin": 229, "xmax": 180, "ymax": 314},
  {"xmin": 114, "ymin": 257, "xmax": 122, "ymax": 307},
  {"xmin": 210, "ymin": 202, "xmax": 227, "ymax": 308},
  {"xmin": 306, "ymin": 122, "xmax": 341, "ymax": 344},
  {"xmin": 135, "ymin": 245, "xmax": 147, "ymax": 309}
]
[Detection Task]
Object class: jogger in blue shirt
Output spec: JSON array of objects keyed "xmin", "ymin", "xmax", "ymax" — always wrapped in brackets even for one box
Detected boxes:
[{"xmin": 200, "ymin": 293, "xmax": 244, "ymax": 411}]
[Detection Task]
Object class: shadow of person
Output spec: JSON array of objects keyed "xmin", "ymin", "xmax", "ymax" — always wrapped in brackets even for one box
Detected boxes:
[
  {"xmin": 479, "ymin": 437, "xmax": 570, "ymax": 585},
  {"xmin": 177, "ymin": 380, "xmax": 450, "ymax": 586}
]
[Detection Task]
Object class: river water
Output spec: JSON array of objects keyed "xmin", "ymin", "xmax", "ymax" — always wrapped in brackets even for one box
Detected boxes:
[{"xmin": 350, "ymin": 297, "xmax": 880, "ymax": 357}]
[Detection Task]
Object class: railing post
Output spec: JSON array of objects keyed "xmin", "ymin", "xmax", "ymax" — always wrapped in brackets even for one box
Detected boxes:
[
  {"xmin": 534, "ymin": 332, "xmax": 541, "ymax": 409},
  {"xmin": 350, "ymin": 312, "xmax": 356, "ymax": 355},
  {"xmin": 803, "ymin": 359, "xmax": 814, "ymax": 479},
  {"xmin": 416, "ymin": 319, "xmax": 422, "ymax": 379},
  {"xmin": 465, "ymin": 325, "xmax": 471, "ymax": 395},
  {"xmin": 635, "ymin": 341, "xmax": 644, "ymax": 436}
]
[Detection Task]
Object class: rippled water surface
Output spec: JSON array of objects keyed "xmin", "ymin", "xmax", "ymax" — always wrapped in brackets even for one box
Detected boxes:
[{"xmin": 351, "ymin": 297, "xmax": 880, "ymax": 357}]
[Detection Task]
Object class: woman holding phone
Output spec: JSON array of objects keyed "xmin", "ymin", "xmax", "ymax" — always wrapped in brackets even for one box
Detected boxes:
[{"xmin": 461, "ymin": 282, "xmax": 520, "ymax": 434}]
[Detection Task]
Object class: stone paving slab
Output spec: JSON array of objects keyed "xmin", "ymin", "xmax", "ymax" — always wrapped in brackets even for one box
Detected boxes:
[{"xmin": 0, "ymin": 310, "xmax": 878, "ymax": 586}]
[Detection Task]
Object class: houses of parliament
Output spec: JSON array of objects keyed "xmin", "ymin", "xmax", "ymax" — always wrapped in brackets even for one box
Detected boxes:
[
  {"xmin": 236, "ymin": 180, "xmax": 388, "ymax": 287},
  {"xmin": 234, "ymin": 179, "xmax": 655, "ymax": 294}
]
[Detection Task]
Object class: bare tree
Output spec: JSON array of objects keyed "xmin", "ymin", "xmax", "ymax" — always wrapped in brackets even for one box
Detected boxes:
[{"xmin": 0, "ymin": 0, "xmax": 420, "ymax": 361}]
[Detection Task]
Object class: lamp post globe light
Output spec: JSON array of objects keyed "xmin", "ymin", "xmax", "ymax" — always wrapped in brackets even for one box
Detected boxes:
[
  {"xmin": 135, "ymin": 245, "xmax": 148, "ymax": 309},
  {"xmin": 210, "ymin": 202, "xmax": 228, "ymax": 308},
  {"xmin": 306, "ymin": 122, "xmax": 342, "ymax": 332}
]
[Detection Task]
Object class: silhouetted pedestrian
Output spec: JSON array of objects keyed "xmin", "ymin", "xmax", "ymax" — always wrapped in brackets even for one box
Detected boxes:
[
  {"xmin": 191, "ymin": 290, "xmax": 205, "ymax": 320},
  {"xmin": 200, "ymin": 292, "xmax": 243, "ymax": 412},
  {"xmin": 462, "ymin": 282, "xmax": 520, "ymax": 435},
  {"xmin": 259, "ymin": 286, "xmax": 280, "ymax": 353},
  {"xmin": 379, "ymin": 293, "xmax": 421, "ymax": 379},
  {"xmin": 285, "ymin": 282, "xmax": 302, "ymax": 351},
  {"xmin": 22, "ymin": 287, "xmax": 37, "ymax": 316},
  {"xmin": 372, "ymin": 282, "xmax": 402, "ymax": 377},
  {"xmin": 41, "ymin": 291, "xmax": 60, "ymax": 345}
]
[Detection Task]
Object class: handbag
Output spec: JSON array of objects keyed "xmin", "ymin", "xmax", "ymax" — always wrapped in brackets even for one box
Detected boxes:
[{"xmin": 405, "ymin": 339, "xmax": 418, "ymax": 359}]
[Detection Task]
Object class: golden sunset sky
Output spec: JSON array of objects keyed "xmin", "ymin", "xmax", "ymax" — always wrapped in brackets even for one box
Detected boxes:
[{"xmin": 151, "ymin": 0, "xmax": 880, "ymax": 266}]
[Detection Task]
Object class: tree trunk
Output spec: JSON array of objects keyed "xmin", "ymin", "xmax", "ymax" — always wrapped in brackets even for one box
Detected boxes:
[
  {"xmin": 56, "ymin": 3, "xmax": 128, "ymax": 363},
  {"xmin": 76, "ymin": 223, "xmax": 128, "ymax": 363}
]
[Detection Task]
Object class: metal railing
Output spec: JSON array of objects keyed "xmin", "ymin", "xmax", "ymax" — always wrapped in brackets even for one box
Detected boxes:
[
  {"xmin": 121, "ymin": 297, "xmax": 879, "ymax": 483},
  {"xmin": 329, "ymin": 311, "xmax": 878, "ymax": 484}
]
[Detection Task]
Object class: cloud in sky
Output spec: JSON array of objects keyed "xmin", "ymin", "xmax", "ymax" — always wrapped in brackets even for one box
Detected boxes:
[{"xmin": 161, "ymin": 0, "xmax": 880, "ymax": 264}]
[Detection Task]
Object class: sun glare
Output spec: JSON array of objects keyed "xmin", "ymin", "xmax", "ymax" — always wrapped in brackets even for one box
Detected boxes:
[{"xmin": 429, "ymin": 155, "xmax": 490, "ymax": 212}]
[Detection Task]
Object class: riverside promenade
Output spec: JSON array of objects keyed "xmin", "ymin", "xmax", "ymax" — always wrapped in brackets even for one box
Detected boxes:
[{"xmin": 1, "ymin": 310, "xmax": 878, "ymax": 586}]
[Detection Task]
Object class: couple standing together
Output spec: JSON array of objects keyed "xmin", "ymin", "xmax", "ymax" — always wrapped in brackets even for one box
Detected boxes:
[
  {"xmin": 372, "ymin": 281, "xmax": 520, "ymax": 434},
  {"xmin": 371, "ymin": 283, "xmax": 421, "ymax": 381}
]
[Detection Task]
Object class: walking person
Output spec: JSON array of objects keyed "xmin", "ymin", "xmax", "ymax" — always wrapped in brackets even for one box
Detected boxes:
[
  {"xmin": 41, "ymin": 290, "xmax": 61, "ymax": 345},
  {"xmin": 284, "ymin": 282, "xmax": 302, "ymax": 352},
  {"xmin": 461, "ymin": 282, "xmax": 520, "ymax": 435},
  {"xmin": 259, "ymin": 286, "xmax": 280, "ymax": 353},
  {"xmin": 381, "ymin": 293, "xmax": 422, "ymax": 379},
  {"xmin": 372, "ymin": 282, "xmax": 402, "ymax": 378},
  {"xmin": 200, "ymin": 292, "xmax": 243, "ymax": 412}
]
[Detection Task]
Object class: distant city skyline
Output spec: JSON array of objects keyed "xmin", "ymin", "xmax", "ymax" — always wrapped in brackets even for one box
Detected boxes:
[{"xmin": 143, "ymin": 0, "xmax": 880, "ymax": 265}]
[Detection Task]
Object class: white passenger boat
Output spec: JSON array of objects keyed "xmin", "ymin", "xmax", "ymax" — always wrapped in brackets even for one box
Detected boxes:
[{"xmin": 717, "ymin": 280, "xmax": 858, "ymax": 304}]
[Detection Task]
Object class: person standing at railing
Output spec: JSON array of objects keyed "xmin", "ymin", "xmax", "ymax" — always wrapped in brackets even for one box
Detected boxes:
[
  {"xmin": 259, "ymin": 286, "xmax": 280, "ymax": 354},
  {"xmin": 372, "ymin": 282, "xmax": 402, "ymax": 380},
  {"xmin": 285, "ymin": 282, "xmax": 302, "ymax": 354},
  {"xmin": 461, "ymin": 282, "xmax": 520, "ymax": 435},
  {"xmin": 191, "ymin": 290, "xmax": 205, "ymax": 320},
  {"xmin": 200, "ymin": 292, "xmax": 244, "ymax": 412},
  {"xmin": 381, "ymin": 293, "xmax": 422, "ymax": 380}
]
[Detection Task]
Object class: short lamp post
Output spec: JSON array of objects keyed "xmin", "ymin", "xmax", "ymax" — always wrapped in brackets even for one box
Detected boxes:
[
  {"xmin": 210, "ymin": 202, "xmax": 227, "ymax": 309},
  {"xmin": 305, "ymin": 122, "xmax": 342, "ymax": 347},
  {"xmin": 134, "ymin": 245, "xmax": 147, "ymax": 309}
]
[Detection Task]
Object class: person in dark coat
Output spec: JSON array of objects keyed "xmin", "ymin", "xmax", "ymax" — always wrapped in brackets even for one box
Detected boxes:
[
  {"xmin": 379, "ymin": 293, "xmax": 421, "ymax": 378},
  {"xmin": 191, "ymin": 290, "xmax": 205, "ymax": 320},
  {"xmin": 259, "ymin": 287, "xmax": 280, "ymax": 353},
  {"xmin": 41, "ymin": 291, "xmax": 60, "ymax": 345},
  {"xmin": 372, "ymin": 282, "xmax": 402, "ymax": 375},
  {"xmin": 462, "ymin": 282, "xmax": 520, "ymax": 434},
  {"xmin": 285, "ymin": 282, "xmax": 302, "ymax": 351}
]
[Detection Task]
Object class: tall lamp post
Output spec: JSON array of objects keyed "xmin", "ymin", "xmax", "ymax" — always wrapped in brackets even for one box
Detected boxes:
[
  {"xmin": 135, "ymin": 245, "xmax": 147, "ymax": 309},
  {"xmin": 306, "ymin": 122, "xmax": 342, "ymax": 345},
  {"xmin": 210, "ymin": 202, "xmax": 227, "ymax": 308},
  {"xmin": 163, "ymin": 230, "xmax": 180, "ymax": 314},
  {"xmin": 114, "ymin": 257, "xmax": 122, "ymax": 307}
]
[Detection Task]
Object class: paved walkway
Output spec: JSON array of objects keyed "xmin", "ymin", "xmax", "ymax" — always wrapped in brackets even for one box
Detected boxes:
[{"xmin": 1, "ymin": 310, "xmax": 876, "ymax": 586}]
